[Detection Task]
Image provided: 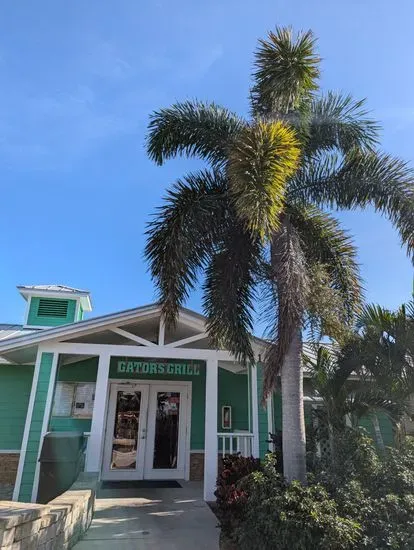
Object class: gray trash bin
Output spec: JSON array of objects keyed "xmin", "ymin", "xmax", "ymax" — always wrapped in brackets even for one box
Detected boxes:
[{"xmin": 37, "ymin": 431, "xmax": 86, "ymax": 504}]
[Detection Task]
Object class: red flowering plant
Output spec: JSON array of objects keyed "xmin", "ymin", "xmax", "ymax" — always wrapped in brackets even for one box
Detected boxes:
[{"xmin": 214, "ymin": 454, "xmax": 261, "ymax": 540}]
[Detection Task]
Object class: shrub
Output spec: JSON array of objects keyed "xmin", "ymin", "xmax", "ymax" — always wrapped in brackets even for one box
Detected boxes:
[
  {"xmin": 214, "ymin": 454, "xmax": 261, "ymax": 540},
  {"xmin": 235, "ymin": 456, "xmax": 361, "ymax": 550}
]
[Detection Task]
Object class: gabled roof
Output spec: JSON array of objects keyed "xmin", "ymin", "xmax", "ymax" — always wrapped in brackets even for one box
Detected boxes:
[{"xmin": 0, "ymin": 303, "xmax": 207, "ymax": 353}]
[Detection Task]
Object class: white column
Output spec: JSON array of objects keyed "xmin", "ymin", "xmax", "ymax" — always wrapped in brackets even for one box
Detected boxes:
[
  {"xmin": 203, "ymin": 357, "xmax": 218, "ymax": 501},
  {"xmin": 267, "ymin": 394, "xmax": 274, "ymax": 452},
  {"xmin": 251, "ymin": 363, "xmax": 260, "ymax": 457},
  {"xmin": 85, "ymin": 352, "xmax": 111, "ymax": 473}
]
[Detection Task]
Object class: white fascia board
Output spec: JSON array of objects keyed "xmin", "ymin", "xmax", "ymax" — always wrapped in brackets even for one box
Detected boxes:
[
  {"xmin": 0, "ymin": 304, "xmax": 162, "ymax": 352},
  {"xmin": 0, "ymin": 303, "xmax": 217, "ymax": 354}
]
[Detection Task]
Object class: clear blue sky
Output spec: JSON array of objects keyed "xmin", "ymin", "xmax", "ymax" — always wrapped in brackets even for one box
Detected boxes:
[{"xmin": 1, "ymin": 0, "xmax": 413, "ymax": 327}]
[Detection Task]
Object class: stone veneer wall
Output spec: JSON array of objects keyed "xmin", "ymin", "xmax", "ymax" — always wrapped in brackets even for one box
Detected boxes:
[
  {"xmin": 0, "ymin": 472, "xmax": 98, "ymax": 550},
  {"xmin": 189, "ymin": 453, "xmax": 227, "ymax": 483},
  {"xmin": 0, "ymin": 455, "xmax": 19, "ymax": 485},
  {"xmin": 190, "ymin": 453, "xmax": 205, "ymax": 481}
]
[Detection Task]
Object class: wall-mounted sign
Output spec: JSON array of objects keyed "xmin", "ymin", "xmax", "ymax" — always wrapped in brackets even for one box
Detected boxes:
[
  {"xmin": 222, "ymin": 405, "xmax": 232, "ymax": 429},
  {"xmin": 117, "ymin": 360, "xmax": 201, "ymax": 376}
]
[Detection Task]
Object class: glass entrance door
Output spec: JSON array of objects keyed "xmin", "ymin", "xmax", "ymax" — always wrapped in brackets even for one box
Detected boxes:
[
  {"xmin": 102, "ymin": 384, "xmax": 149, "ymax": 480},
  {"xmin": 102, "ymin": 382, "xmax": 189, "ymax": 481},
  {"xmin": 144, "ymin": 384, "xmax": 189, "ymax": 479}
]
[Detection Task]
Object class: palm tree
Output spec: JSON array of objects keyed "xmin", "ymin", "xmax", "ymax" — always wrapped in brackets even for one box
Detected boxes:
[
  {"xmin": 356, "ymin": 301, "xmax": 414, "ymax": 448},
  {"xmin": 304, "ymin": 344, "xmax": 405, "ymax": 458},
  {"xmin": 145, "ymin": 27, "xmax": 414, "ymax": 482}
]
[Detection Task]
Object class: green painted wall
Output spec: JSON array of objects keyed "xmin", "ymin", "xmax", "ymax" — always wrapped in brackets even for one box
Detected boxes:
[
  {"xmin": 273, "ymin": 390, "xmax": 394, "ymax": 449},
  {"xmin": 19, "ymin": 352, "xmax": 54, "ymax": 502},
  {"xmin": 359, "ymin": 413, "xmax": 394, "ymax": 447},
  {"xmin": 217, "ymin": 369, "xmax": 249, "ymax": 432},
  {"xmin": 0, "ymin": 365, "xmax": 34, "ymax": 449},
  {"xmin": 27, "ymin": 297, "xmax": 77, "ymax": 327}
]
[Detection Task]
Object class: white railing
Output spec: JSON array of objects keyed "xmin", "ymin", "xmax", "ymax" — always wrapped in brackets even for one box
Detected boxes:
[{"xmin": 217, "ymin": 432, "xmax": 254, "ymax": 457}]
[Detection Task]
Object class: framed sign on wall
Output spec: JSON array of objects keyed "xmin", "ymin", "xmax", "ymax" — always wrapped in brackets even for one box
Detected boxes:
[{"xmin": 222, "ymin": 405, "xmax": 232, "ymax": 430}]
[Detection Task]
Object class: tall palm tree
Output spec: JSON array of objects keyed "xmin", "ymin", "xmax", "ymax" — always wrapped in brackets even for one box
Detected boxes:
[{"xmin": 145, "ymin": 27, "xmax": 414, "ymax": 482}]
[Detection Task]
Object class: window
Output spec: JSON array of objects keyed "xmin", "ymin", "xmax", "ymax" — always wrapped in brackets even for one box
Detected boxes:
[{"xmin": 52, "ymin": 382, "xmax": 95, "ymax": 417}]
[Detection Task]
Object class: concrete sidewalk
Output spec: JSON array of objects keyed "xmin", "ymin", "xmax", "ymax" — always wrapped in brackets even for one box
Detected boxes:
[{"xmin": 73, "ymin": 481, "xmax": 220, "ymax": 549}]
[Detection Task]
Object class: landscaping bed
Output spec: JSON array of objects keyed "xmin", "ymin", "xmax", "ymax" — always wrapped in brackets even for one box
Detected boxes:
[{"xmin": 214, "ymin": 433, "xmax": 414, "ymax": 550}]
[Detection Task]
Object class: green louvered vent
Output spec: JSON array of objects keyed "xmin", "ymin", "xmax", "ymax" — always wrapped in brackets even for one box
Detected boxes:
[{"xmin": 37, "ymin": 298, "xmax": 69, "ymax": 318}]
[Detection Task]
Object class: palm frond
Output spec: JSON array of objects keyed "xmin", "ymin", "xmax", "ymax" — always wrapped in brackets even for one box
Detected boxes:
[
  {"xmin": 202, "ymin": 226, "xmax": 261, "ymax": 363},
  {"xmin": 146, "ymin": 100, "xmax": 244, "ymax": 167},
  {"xmin": 288, "ymin": 204, "xmax": 363, "ymax": 320},
  {"xmin": 305, "ymin": 92, "xmax": 380, "ymax": 157},
  {"xmin": 289, "ymin": 150, "xmax": 414, "ymax": 259},
  {"xmin": 264, "ymin": 220, "xmax": 309, "ymax": 394},
  {"xmin": 145, "ymin": 170, "xmax": 228, "ymax": 325},
  {"xmin": 228, "ymin": 121, "xmax": 300, "ymax": 239},
  {"xmin": 251, "ymin": 27, "xmax": 320, "ymax": 117},
  {"xmin": 345, "ymin": 389, "xmax": 407, "ymax": 423}
]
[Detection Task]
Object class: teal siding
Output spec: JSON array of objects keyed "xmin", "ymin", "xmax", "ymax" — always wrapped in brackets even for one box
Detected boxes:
[
  {"xmin": 0, "ymin": 365, "xmax": 34, "ymax": 449},
  {"xmin": 217, "ymin": 368, "xmax": 249, "ymax": 432},
  {"xmin": 50, "ymin": 418, "xmax": 92, "ymax": 432},
  {"xmin": 56, "ymin": 357, "xmax": 98, "ymax": 383},
  {"xmin": 359, "ymin": 413, "xmax": 394, "ymax": 447},
  {"xmin": 18, "ymin": 352, "xmax": 54, "ymax": 502},
  {"xmin": 27, "ymin": 297, "xmax": 77, "ymax": 327}
]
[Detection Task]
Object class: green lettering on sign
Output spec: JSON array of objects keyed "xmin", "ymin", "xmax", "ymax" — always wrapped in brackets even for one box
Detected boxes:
[{"xmin": 116, "ymin": 360, "xmax": 201, "ymax": 376}]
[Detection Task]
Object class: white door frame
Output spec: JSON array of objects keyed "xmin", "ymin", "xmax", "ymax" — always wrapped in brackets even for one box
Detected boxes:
[
  {"xmin": 102, "ymin": 379, "xmax": 192, "ymax": 481},
  {"xmin": 102, "ymin": 383, "xmax": 150, "ymax": 480}
]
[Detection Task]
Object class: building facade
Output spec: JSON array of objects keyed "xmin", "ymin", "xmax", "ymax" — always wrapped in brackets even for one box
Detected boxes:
[{"xmin": 0, "ymin": 285, "xmax": 394, "ymax": 503}]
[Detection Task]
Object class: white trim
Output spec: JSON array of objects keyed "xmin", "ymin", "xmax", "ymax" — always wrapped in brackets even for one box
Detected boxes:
[
  {"xmin": 204, "ymin": 358, "xmax": 218, "ymax": 501},
  {"xmin": 144, "ymin": 382, "xmax": 191, "ymax": 480},
  {"xmin": 13, "ymin": 346, "xmax": 45, "ymax": 501},
  {"xmin": 44, "ymin": 343, "xmax": 236, "ymax": 362},
  {"xmin": 267, "ymin": 394, "xmax": 274, "ymax": 452},
  {"xmin": 184, "ymin": 383, "xmax": 192, "ymax": 481},
  {"xmin": 110, "ymin": 327, "xmax": 157, "ymax": 347},
  {"xmin": 31, "ymin": 352, "xmax": 59, "ymax": 502},
  {"xmin": 190, "ymin": 449, "xmax": 205, "ymax": 454},
  {"xmin": 251, "ymin": 364, "xmax": 260, "ymax": 458},
  {"xmin": 0, "ymin": 303, "xmax": 215, "ymax": 353},
  {"xmin": 166, "ymin": 332, "xmax": 207, "ymax": 348},
  {"xmin": 101, "ymin": 380, "xmax": 192, "ymax": 482},
  {"xmin": 85, "ymin": 353, "xmax": 111, "ymax": 473},
  {"xmin": 23, "ymin": 297, "xmax": 32, "ymax": 326},
  {"xmin": 74, "ymin": 300, "xmax": 81, "ymax": 322},
  {"xmin": 158, "ymin": 315, "xmax": 165, "ymax": 346},
  {"xmin": 247, "ymin": 365, "xmax": 251, "ymax": 433},
  {"xmin": 0, "ymin": 450, "xmax": 20, "ymax": 454},
  {"xmin": 102, "ymin": 383, "xmax": 150, "ymax": 480}
]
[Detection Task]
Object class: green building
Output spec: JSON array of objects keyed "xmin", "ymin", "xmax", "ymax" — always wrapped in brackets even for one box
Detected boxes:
[{"xmin": 0, "ymin": 284, "xmax": 394, "ymax": 503}]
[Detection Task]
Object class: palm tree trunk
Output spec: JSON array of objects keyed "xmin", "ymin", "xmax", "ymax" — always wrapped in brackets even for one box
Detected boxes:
[
  {"xmin": 371, "ymin": 413, "xmax": 386, "ymax": 455},
  {"xmin": 281, "ymin": 327, "xmax": 307, "ymax": 483}
]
